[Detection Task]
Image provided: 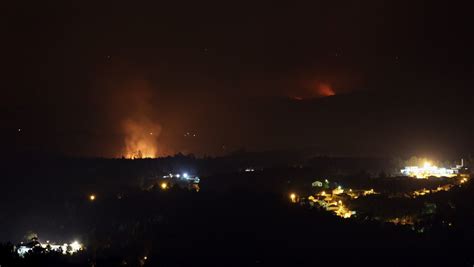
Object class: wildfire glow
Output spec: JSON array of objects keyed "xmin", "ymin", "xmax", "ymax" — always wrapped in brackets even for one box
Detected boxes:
[
  {"xmin": 316, "ymin": 83, "xmax": 335, "ymax": 97},
  {"xmin": 122, "ymin": 119, "xmax": 161, "ymax": 159}
]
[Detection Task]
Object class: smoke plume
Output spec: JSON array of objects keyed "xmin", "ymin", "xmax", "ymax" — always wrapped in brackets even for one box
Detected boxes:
[{"xmin": 122, "ymin": 118, "xmax": 161, "ymax": 158}]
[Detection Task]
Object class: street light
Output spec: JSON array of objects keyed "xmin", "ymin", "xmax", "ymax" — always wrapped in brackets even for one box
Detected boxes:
[
  {"xmin": 160, "ymin": 182, "xmax": 168, "ymax": 190},
  {"xmin": 290, "ymin": 193, "xmax": 297, "ymax": 203}
]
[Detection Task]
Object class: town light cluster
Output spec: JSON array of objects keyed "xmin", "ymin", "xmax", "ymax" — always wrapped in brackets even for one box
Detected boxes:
[
  {"xmin": 158, "ymin": 172, "xmax": 201, "ymax": 192},
  {"xmin": 17, "ymin": 240, "xmax": 84, "ymax": 257},
  {"xmin": 162, "ymin": 173, "xmax": 200, "ymax": 183},
  {"xmin": 401, "ymin": 161, "xmax": 460, "ymax": 179}
]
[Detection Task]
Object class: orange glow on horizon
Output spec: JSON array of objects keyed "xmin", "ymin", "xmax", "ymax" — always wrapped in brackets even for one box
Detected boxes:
[
  {"xmin": 316, "ymin": 83, "xmax": 335, "ymax": 97},
  {"xmin": 122, "ymin": 119, "xmax": 161, "ymax": 159}
]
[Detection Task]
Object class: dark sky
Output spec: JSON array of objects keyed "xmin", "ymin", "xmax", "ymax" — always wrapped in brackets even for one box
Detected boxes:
[{"xmin": 2, "ymin": 1, "xmax": 473, "ymax": 158}]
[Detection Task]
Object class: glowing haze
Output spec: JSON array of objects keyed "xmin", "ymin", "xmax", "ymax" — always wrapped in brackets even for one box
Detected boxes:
[
  {"xmin": 122, "ymin": 118, "xmax": 161, "ymax": 158},
  {"xmin": 316, "ymin": 83, "xmax": 336, "ymax": 97},
  {"xmin": 103, "ymin": 77, "xmax": 163, "ymax": 159}
]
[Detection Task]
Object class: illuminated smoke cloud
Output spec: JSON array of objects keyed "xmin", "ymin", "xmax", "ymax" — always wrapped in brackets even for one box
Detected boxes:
[
  {"xmin": 105, "ymin": 78, "xmax": 162, "ymax": 159},
  {"xmin": 122, "ymin": 118, "xmax": 161, "ymax": 159},
  {"xmin": 316, "ymin": 83, "xmax": 336, "ymax": 97},
  {"xmin": 296, "ymin": 78, "xmax": 338, "ymax": 99}
]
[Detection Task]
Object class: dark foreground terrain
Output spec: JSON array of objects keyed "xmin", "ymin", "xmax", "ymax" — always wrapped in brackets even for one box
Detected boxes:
[{"xmin": 1, "ymin": 155, "xmax": 474, "ymax": 266}]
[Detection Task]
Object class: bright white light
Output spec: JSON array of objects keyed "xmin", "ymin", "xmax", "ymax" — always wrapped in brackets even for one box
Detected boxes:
[
  {"xmin": 176, "ymin": 174, "xmax": 180, "ymax": 178},
  {"xmin": 401, "ymin": 162, "xmax": 458, "ymax": 179},
  {"xmin": 70, "ymin": 241, "xmax": 82, "ymax": 252},
  {"xmin": 17, "ymin": 246, "xmax": 32, "ymax": 257},
  {"xmin": 18, "ymin": 240, "xmax": 83, "ymax": 257},
  {"xmin": 183, "ymin": 173, "xmax": 188, "ymax": 178}
]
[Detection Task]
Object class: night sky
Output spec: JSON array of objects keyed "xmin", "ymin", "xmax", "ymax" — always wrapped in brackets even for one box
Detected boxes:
[{"xmin": 2, "ymin": 1, "xmax": 473, "ymax": 158}]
